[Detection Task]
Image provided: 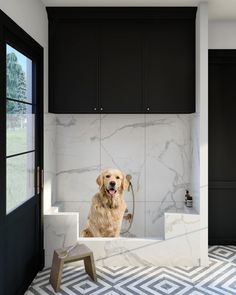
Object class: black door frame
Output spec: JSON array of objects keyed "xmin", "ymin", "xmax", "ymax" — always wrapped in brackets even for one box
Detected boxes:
[
  {"xmin": 0, "ymin": 9, "xmax": 44, "ymax": 294},
  {"xmin": 208, "ymin": 49, "xmax": 236, "ymax": 245}
]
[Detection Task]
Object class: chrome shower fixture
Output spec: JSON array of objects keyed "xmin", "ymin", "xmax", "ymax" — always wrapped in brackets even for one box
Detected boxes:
[{"xmin": 126, "ymin": 174, "xmax": 132, "ymax": 192}]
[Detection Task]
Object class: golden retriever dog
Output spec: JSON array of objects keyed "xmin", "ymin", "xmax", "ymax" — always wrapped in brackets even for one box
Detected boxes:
[{"xmin": 81, "ymin": 169, "xmax": 129, "ymax": 237}]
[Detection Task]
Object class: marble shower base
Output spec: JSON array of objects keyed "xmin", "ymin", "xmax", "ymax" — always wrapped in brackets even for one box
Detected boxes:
[{"xmin": 44, "ymin": 207, "xmax": 202, "ymax": 267}]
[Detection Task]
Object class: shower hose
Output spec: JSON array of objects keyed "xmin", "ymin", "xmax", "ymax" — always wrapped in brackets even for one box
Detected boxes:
[{"xmin": 121, "ymin": 175, "xmax": 135, "ymax": 235}]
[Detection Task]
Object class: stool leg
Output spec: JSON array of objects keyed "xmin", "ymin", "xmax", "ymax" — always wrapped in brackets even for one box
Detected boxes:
[
  {"xmin": 84, "ymin": 254, "xmax": 97, "ymax": 282},
  {"xmin": 50, "ymin": 251, "xmax": 64, "ymax": 292}
]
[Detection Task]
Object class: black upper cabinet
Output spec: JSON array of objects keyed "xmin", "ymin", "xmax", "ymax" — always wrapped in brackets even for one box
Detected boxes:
[
  {"xmin": 99, "ymin": 22, "xmax": 142, "ymax": 113},
  {"xmin": 143, "ymin": 20, "xmax": 195, "ymax": 113},
  {"xmin": 47, "ymin": 8, "xmax": 196, "ymax": 114},
  {"xmin": 49, "ymin": 21, "xmax": 98, "ymax": 113}
]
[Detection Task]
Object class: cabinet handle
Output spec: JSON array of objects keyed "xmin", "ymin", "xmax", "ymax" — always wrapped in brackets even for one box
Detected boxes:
[
  {"xmin": 100, "ymin": 107, "xmax": 103, "ymax": 111},
  {"xmin": 94, "ymin": 107, "xmax": 97, "ymax": 111},
  {"xmin": 147, "ymin": 107, "xmax": 150, "ymax": 111}
]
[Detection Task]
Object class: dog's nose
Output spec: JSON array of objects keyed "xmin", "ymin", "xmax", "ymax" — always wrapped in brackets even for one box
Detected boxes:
[{"xmin": 110, "ymin": 181, "xmax": 116, "ymax": 187}]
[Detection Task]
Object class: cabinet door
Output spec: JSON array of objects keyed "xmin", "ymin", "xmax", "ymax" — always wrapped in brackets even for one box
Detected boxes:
[
  {"xmin": 143, "ymin": 20, "xmax": 195, "ymax": 113},
  {"xmin": 50, "ymin": 22, "xmax": 98, "ymax": 113},
  {"xmin": 99, "ymin": 22, "xmax": 142, "ymax": 113}
]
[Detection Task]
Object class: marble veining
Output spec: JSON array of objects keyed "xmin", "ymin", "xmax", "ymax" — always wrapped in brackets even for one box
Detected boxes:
[
  {"xmin": 44, "ymin": 212, "xmax": 79, "ymax": 267},
  {"xmin": 80, "ymin": 215, "xmax": 201, "ymax": 267},
  {"xmin": 56, "ymin": 165, "xmax": 100, "ymax": 177},
  {"xmin": 51, "ymin": 113, "xmax": 198, "ymax": 238}
]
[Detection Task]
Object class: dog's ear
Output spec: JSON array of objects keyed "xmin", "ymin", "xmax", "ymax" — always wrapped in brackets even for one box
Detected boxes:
[
  {"xmin": 96, "ymin": 173, "xmax": 103, "ymax": 188},
  {"xmin": 122, "ymin": 175, "xmax": 129, "ymax": 191}
]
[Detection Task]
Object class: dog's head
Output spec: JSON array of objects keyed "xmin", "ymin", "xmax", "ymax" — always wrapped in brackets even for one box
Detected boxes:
[{"xmin": 96, "ymin": 169, "xmax": 129, "ymax": 198}]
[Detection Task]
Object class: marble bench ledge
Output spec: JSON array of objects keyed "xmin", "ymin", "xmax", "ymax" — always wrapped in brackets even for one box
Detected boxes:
[
  {"xmin": 164, "ymin": 207, "xmax": 200, "ymax": 241},
  {"xmin": 44, "ymin": 210, "xmax": 79, "ymax": 267},
  {"xmin": 165, "ymin": 206, "xmax": 199, "ymax": 215}
]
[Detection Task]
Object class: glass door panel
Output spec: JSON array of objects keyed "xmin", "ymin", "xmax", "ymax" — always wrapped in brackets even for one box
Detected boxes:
[
  {"xmin": 7, "ymin": 152, "xmax": 35, "ymax": 213},
  {"xmin": 7, "ymin": 102, "xmax": 35, "ymax": 156},
  {"xmin": 6, "ymin": 43, "xmax": 36, "ymax": 214},
  {"xmin": 6, "ymin": 44, "xmax": 32, "ymax": 103}
]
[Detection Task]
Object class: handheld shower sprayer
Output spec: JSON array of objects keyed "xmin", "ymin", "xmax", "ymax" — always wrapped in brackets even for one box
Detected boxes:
[{"xmin": 126, "ymin": 174, "xmax": 132, "ymax": 192}]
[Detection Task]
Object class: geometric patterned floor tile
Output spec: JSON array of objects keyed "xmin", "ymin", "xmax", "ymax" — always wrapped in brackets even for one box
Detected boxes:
[
  {"xmin": 209, "ymin": 245, "xmax": 236, "ymax": 265},
  {"xmin": 25, "ymin": 246, "xmax": 236, "ymax": 295}
]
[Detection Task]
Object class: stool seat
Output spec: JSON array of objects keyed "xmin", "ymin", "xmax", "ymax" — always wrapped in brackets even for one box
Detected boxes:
[{"xmin": 50, "ymin": 243, "xmax": 97, "ymax": 292}]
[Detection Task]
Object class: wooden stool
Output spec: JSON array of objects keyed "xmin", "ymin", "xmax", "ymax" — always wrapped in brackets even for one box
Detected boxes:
[{"xmin": 50, "ymin": 243, "xmax": 97, "ymax": 292}]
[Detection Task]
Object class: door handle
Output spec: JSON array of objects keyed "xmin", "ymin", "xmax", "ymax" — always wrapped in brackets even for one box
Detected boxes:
[
  {"xmin": 36, "ymin": 167, "xmax": 44, "ymax": 194},
  {"xmin": 36, "ymin": 166, "xmax": 40, "ymax": 194},
  {"xmin": 41, "ymin": 169, "xmax": 44, "ymax": 191}
]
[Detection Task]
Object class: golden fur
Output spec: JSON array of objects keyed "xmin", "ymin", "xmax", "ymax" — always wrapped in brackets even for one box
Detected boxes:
[{"xmin": 81, "ymin": 169, "xmax": 128, "ymax": 237}]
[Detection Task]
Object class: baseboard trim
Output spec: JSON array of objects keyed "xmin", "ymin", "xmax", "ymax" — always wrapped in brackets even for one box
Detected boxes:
[{"xmin": 209, "ymin": 239, "xmax": 236, "ymax": 245}]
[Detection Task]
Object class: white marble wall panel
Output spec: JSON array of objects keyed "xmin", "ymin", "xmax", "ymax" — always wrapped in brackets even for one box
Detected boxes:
[
  {"xmin": 56, "ymin": 114, "xmax": 100, "ymax": 202},
  {"xmin": 56, "ymin": 170, "xmax": 100, "ymax": 202},
  {"xmin": 146, "ymin": 114, "xmax": 192, "ymax": 203},
  {"xmin": 52, "ymin": 113, "xmax": 196, "ymax": 238},
  {"xmin": 101, "ymin": 114, "xmax": 145, "ymax": 202},
  {"xmin": 145, "ymin": 201, "xmax": 185, "ymax": 238}
]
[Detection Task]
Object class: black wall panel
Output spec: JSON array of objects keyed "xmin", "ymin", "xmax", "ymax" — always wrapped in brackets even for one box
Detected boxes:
[{"xmin": 209, "ymin": 50, "xmax": 236, "ymax": 245}]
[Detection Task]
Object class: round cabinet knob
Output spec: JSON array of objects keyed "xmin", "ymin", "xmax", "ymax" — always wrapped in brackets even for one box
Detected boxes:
[
  {"xmin": 147, "ymin": 107, "xmax": 150, "ymax": 111},
  {"xmin": 94, "ymin": 107, "xmax": 97, "ymax": 111},
  {"xmin": 100, "ymin": 107, "xmax": 103, "ymax": 111}
]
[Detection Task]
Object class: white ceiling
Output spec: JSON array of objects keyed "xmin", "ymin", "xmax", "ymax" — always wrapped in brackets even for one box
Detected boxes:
[{"xmin": 40, "ymin": 0, "xmax": 236, "ymax": 21}]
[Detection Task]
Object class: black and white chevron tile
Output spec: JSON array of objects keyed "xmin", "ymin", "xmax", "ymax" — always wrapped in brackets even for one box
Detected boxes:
[{"xmin": 25, "ymin": 246, "xmax": 236, "ymax": 295}]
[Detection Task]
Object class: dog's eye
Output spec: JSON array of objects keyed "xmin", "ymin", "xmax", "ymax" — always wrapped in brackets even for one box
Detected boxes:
[
  {"xmin": 106, "ymin": 175, "xmax": 110, "ymax": 178},
  {"xmin": 116, "ymin": 176, "xmax": 120, "ymax": 179}
]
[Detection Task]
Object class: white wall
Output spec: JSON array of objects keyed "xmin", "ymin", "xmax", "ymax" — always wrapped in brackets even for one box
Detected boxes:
[
  {"xmin": 209, "ymin": 21, "xmax": 236, "ymax": 49},
  {"xmin": 0, "ymin": 0, "xmax": 48, "ymax": 112},
  {"xmin": 196, "ymin": 2, "xmax": 208, "ymax": 266}
]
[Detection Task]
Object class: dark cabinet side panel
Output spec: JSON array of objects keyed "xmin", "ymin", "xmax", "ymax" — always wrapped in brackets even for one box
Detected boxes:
[
  {"xmin": 143, "ymin": 20, "xmax": 195, "ymax": 113},
  {"xmin": 209, "ymin": 63, "xmax": 236, "ymax": 181},
  {"xmin": 50, "ymin": 22, "xmax": 98, "ymax": 113},
  {"xmin": 99, "ymin": 22, "xmax": 142, "ymax": 113},
  {"xmin": 209, "ymin": 51, "xmax": 236, "ymax": 245}
]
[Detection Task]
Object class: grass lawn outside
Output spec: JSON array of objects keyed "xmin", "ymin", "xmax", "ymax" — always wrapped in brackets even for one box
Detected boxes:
[{"xmin": 6, "ymin": 128, "xmax": 35, "ymax": 213}]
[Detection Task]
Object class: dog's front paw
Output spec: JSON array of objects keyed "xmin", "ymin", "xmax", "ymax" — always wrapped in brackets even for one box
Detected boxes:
[
  {"xmin": 81, "ymin": 228, "xmax": 93, "ymax": 237},
  {"xmin": 124, "ymin": 213, "xmax": 133, "ymax": 223}
]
